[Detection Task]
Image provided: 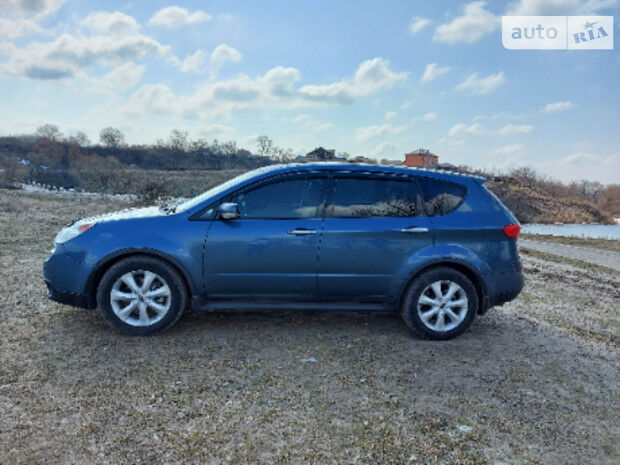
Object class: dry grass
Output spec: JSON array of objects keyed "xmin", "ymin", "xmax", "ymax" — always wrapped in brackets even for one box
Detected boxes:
[
  {"xmin": 1, "ymin": 188, "xmax": 619, "ymax": 465},
  {"xmin": 520, "ymin": 247, "xmax": 620, "ymax": 276}
]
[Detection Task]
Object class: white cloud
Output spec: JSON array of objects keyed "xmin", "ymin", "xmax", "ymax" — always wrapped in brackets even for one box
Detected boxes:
[
  {"xmin": 420, "ymin": 63, "xmax": 451, "ymax": 83},
  {"xmin": 385, "ymin": 110, "xmax": 396, "ymax": 119},
  {"xmin": 196, "ymin": 124, "xmax": 236, "ymax": 138},
  {"xmin": 4, "ymin": 0, "xmax": 66, "ymax": 19},
  {"xmin": 0, "ymin": 18, "xmax": 42, "ymax": 41},
  {"xmin": 210, "ymin": 44, "xmax": 242, "ymax": 66},
  {"xmin": 409, "ymin": 16, "xmax": 430, "ymax": 34},
  {"xmin": 496, "ymin": 124, "xmax": 534, "ymax": 136},
  {"xmin": 374, "ymin": 141, "xmax": 399, "ymax": 157},
  {"xmin": 448, "ymin": 122, "xmax": 533, "ymax": 137},
  {"xmin": 455, "ymin": 71, "xmax": 505, "ymax": 95},
  {"xmin": 449, "ymin": 122, "xmax": 487, "ymax": 136},
  {"xmin": 81, "ymin": 11, "xmax": 141, "ymax": 35},
  {"xmin": 122, "ymin": 58, "xmax": 406, "ymax": 119},
  {"xmin": 90, "ymin": 62, "xmax": 145, "ymax": 93},
  {"xmin": 543, "ymin": 101, "xmax": 574, "ymax": 113},
  {"xmin": 293, "ymin": 114, "xmax": 310, "ymax": 123},
  {"xmin": 355, "ymin": 124, "xmax": 406, "ymax": 140},
  {"xmin": 1, "ymin": 14, "xmax": 173, "ymax": 80},
  {"xmin": 438, "ymin": 137, "xmax": 466, "ymax": 146},
  {"xmin": 122, "ymin": 84, "xmax": 177, "ymax": 115},
  {"xmin": 149, "ymin": 6, "xmax": 212, "ymax": 29},
  {"xmin": 413, "ymin": 112, "xmax": 438, "ymax": 123},
  {"xmin": 400, "ymin": 101, "xmax": 412, "ymax": 110},
  {"xmin": 180, "ymin": 50, "xmax": 208, "ymax": 73},
  {"xmin": 493, "ymin": 143, "xmax": 524, "ymax": 155},
  {"xmin": 292, "ymin": 113, "xmax": 333, "ymax": 131},
  {"xmin": 434, "ymin": 1, "xmax": 499, "ymax": 43},
  {"xmin": 506, "ymin": 0, "xmax": 618, "ymax": 15},
  {"xmin": 180, "ymin": 44, "xmax": 242, "ymax": 73},
  {"xmin": 298, "ymin": 57, "xmax": 408, "ymax": 104},
  {"xmin": 538, "ymin": 152, "xmax": 620, "ymax": 184}
]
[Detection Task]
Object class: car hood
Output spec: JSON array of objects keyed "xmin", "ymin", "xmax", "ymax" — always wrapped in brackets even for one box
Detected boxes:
[{"xmin": 71, "ymin": 206, "xmax": 164, "ymax": 226}]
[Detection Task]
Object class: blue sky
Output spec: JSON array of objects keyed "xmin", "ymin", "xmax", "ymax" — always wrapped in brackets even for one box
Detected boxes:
[{"xmin": 1, "ymin": 0, "xmax": 619, "ymax": 183}]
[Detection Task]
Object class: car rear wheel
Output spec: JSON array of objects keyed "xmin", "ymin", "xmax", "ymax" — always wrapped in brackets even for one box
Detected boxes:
[
  {"xmin": 401, "ymin": 267, "xmax": 478, "ymax": 340},
  {"xmin": 97, "ymin": 256, "xmax": 187, "ymax": 335}
]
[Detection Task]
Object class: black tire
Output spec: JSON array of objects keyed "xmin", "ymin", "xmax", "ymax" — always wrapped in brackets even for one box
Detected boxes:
[
  {"xmin": 401, "ymin": 267, "xmax": 478, "ymax": 340},
  {"xmin": 96, "ymin": 256, "xmax": 187, "ymax": 335}
]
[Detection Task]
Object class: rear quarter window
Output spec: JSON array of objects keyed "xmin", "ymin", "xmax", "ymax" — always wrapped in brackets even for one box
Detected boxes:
[{"xmin": 417, "ymin": 177, "xmax": 467, "ymax": 216}]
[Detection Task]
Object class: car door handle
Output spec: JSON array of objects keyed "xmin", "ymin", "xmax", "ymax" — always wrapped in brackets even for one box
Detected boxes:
[
  {"xmin": 399, "ymin": 227, "xmax": 429, "ymax": 233},
  {"xmin": 288, "ymin": 228, "xmax": 316, "ymax": 236}
]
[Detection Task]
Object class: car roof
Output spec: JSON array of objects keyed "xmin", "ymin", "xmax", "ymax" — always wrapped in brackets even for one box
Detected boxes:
[{"xmin": 261, "ymin": 162, "xmax": 486, "ymax": 184}]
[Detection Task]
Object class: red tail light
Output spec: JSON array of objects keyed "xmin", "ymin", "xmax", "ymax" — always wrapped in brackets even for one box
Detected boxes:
[{"xmin": 503, "ymin": 223, "xmax": 521, "ymax": 238}]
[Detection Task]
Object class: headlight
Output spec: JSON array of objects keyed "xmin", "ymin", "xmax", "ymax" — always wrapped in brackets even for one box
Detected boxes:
[{"xmin": 54, "ymin": 222, "xmax": 96, "ymax": 245}]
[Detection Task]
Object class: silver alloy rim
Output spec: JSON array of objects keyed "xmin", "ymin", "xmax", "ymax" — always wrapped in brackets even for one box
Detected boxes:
[
  {"xmin": 110, "ymin": 270, "xmax": 171, "ymax": 327},
  {"xmin": 417, "ymin": 280, "xmax": 468, "ymax": 332}
]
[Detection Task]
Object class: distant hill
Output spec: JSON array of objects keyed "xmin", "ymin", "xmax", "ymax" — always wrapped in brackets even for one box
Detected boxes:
[{"xmin": 486, "ymin": 179, "xmax": 614, "ymax": 224}]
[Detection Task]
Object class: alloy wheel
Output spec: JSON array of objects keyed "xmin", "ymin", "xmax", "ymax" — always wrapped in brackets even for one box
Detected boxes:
[
  {"xmin": 109, "ymin": 270, "xmax": 171, "ymax": 327},
  {"xmin": 417, "ymin": 280, "xmax": 468, "ymax": 332}
]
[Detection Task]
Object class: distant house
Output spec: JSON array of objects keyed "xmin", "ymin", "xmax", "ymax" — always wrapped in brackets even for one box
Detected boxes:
[
  {"xmin": 380, "ymin": 158, "xmax": 404, "ymax": 166},
  {"xmin": 349, "ymin": 155, "xmax": 377, "ymax": 164},
  {"xmin": 404, "ymin": 149, "xmax": 438, "ymax": 168},
  {"xmin": 305, "ymin": 147, "xmax": 336, "ymax": 161}
]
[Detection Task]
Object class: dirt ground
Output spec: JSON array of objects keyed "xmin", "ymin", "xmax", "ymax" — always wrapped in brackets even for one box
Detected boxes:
[{"xmin": 1, "ymin": 188, "xmax": 618, "ymax": 465}]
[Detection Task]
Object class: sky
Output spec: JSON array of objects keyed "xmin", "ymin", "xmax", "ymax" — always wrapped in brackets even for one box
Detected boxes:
[{"xmin": 0, "ymin": 0, "xmax": 619, "ymax": 183}]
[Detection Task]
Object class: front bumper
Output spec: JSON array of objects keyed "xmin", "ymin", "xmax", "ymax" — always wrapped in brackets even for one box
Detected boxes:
[
  {"xmin": 45, "ymin": 280, "xmax": 90, "ymax": 308},
  {"xmin": 43, "ymin": 245, "xmax": 93, "ymax": 309}
]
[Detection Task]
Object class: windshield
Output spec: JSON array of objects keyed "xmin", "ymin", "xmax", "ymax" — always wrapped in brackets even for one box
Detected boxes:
[{"xmin": 174, "ymin": 166, "xmax": 278, "ymax": 213}]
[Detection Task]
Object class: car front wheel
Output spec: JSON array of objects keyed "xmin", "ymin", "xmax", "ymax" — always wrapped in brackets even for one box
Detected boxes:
[
  {"xmin": 97, "ymin": 256, "xmax": 187, "ymax": 335},
  {"xmin": 401, "ymin": 267, "xmax": 478, "ymax": 340}
]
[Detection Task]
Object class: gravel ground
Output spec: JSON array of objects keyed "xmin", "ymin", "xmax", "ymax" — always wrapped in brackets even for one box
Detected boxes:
[
  {"xmin": 520, "ymin": 239, "xmax": 620, "ymax": 271},
  {"xmin": 1, "ymin": 189, "xmax": 619, "ymax": 465}
]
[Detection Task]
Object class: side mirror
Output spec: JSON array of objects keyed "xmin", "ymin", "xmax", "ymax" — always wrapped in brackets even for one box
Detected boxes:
[{"xmin": 218, "ymin": 202, "xmax": 240, "ymax": 220}]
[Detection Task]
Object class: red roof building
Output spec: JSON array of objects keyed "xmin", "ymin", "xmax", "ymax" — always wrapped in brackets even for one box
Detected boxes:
[{"xmin": 404, "ymin": 149, "xmax": 438, "ymax": 168}]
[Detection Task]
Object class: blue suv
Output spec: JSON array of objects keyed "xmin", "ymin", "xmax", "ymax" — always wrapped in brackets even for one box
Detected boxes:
[{"xmin": 44, "ymin": 163, "xmax": 523, "ymax": 340}]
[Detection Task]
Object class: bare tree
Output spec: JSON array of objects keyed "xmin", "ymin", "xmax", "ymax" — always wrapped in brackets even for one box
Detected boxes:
[
  {"xmin": 36, "ymin": 124, "xmax": 62, "ymax": 141},
  {"xmin": 100, "ymin": 127, "xmax": 126, "ymax": 147},
  {"xmin": 67, "ymin": 131, "xmax": 90, "ymax": 147},
  {"xmin": 168, "ymin": 129, "xmax": 189, "ymax": 152},
  {"xmin": 272, "ymin": 146, "xmax": 294, "ymax": 162},
  {"xmin": 256, "ymin": 135, "xmax": 273, "ymax": 157}
]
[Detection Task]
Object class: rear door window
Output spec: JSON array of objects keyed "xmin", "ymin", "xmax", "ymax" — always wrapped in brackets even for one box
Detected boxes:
[
  {"xmin": 416, "ymin": 178, "xmax": 467, "ymax": 216},
  {"xmin": 329, "ymin": 177, "xmax": 421, "ymax": 218}
]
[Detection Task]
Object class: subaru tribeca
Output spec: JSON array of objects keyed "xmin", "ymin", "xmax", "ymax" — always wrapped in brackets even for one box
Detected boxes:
[{"xmin": 44, "ymin": 163, "xmax": 524, "ymax": 340}]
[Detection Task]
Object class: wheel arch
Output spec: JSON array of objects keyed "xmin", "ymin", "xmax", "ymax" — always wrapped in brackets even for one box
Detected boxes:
[
  {"xmin": 397, "ymin": 259, "xmax": 489, "ymax": 314},
  {"xmin": 84, "ymin": 248, "xmax": 197, "ymax": 309}
]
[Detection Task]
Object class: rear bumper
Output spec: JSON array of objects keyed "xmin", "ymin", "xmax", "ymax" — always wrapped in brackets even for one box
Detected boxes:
[
  {"xmin": 485, "ymin": 270, "xmax": 524, "ymax": 311},
  {"xmin": 45, "ymin": 280, "xmax": 90, "ymax": 308}
]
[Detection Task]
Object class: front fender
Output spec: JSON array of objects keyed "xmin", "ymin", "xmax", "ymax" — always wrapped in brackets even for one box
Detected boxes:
[{"xmin": 63, "ymin": 215, "xmax": 208, "ymax": 301}]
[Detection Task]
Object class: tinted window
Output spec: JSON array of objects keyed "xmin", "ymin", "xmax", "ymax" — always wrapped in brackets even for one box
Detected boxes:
[
  {"xmin": 330, "ymin": 177, "xmax": 420, "ymax": 218},
  {"xmin": 229, "ymin": 177, "xmax": 324, "ymax": 219},
  {"xmin": 417, "ymin": 178, "xmax": 466, "ymax": 216}
]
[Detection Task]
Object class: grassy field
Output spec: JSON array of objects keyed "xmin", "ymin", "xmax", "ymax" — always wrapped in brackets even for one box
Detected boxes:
[{"xmin": 1, "ymin": 188, "xmax": 619, "ymax": 465}]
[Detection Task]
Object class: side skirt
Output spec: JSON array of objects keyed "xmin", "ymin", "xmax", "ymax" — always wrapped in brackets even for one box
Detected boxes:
[{"xmin": 192, "ymin": 298, "xmax": 394, "ymax": 313}]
